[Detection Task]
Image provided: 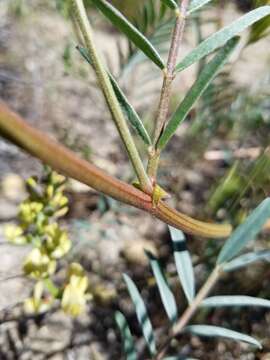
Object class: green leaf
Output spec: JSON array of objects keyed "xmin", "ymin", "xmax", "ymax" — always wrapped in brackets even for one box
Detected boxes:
[
  {"xmin": 109, "ymin": 75, "xmax": 152, "ymax": 145},
  {"xmin": 145, "ymin": 250, "xmax": 178, "ymax": 323},
  {"xmin": 223, "ymin": 250, "xmax": 270, "ymax": 272},
  {"xmin": 115, "ymin": 311, "xmax": 137, "ymax": 360},
  {"xmin": 123, "ymin": 274, "xmax": 157, "ymax": 356},
  {"xmin": 188, "ymin": 0, "xmax": 213, "ymax": 14},
  {"xmin": 202, "ymin": 296, "xmax": 270, "ymax": 309},
  {"xmin": 169, "ymin": 226, "xmax": 195, "ymax": 304},
  {"xmin": 248, "ymin": 12, "xmax": 270, "ymax": 44},
  {"xmin": 92, "ymin": 0, "xmax": 165, "ymax": 70},
  {"xmin": 121, "ymin": 19, "xmax": 174, "ymax": 77},
  {"xmin": 160, "ymin": 0, "xmax": 178, "ymax": 11},
  {"xmin": 184, "ymin": 325, "xmax": 262, "ymax": 349},
  {"xmin": 157, "ymin": 37, "xmax": 238, "ymax": 150},
  {"xmin": 77, "ymin": 46, "xmax": 152, "ymax": 145},
  {"xmin": 217, "ymin": 198, "xmax": 270, "ymax": 265},
  {"xmin": 176, "ymin": 6, "xmax": 270, "ymax": 72}
]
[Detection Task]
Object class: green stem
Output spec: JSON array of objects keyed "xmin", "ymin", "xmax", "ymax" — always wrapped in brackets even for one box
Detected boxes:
[
  {"xmin": 44, "ymin": 278, "xmax": 60, "ymax": 298},
  {"xmin": 71, "ymin": 0, "xmax": 152, "ymax": 194}
]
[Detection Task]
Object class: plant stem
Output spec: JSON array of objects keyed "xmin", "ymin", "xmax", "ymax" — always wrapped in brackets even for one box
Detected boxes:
[
  {"xmin": 0, "ymin": 101, "xmax": 232, "ymax": 238},
  {"xmin": 71, "ymin": 0, "xmax": 152, "ymax": 194},
  {"xmin": 44, "ymin": 278, "xmax": 60, "ymax": 298},
  {"xmin": 147, "ymin": 0, "xmax": 190, "ymax": 179},
  {"xmin": 155, "ymin": 266, "xmax": 222, "ymax": 360}
]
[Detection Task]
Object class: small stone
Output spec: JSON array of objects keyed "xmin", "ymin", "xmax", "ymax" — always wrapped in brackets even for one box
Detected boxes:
[
  {"xmin": 123, "ymin": 239, "xmax": 157, "ymax": 265},
  {"xmin": 0, "ymin": 199, "xmax": 18, "ymax": 220},
  {"xmin": 68, "ymin": 179, "xmax": 92, "ymax": 193},
  {"xmin": 1, "ymin": 174, "xmax": 26, "ymax": 202}
]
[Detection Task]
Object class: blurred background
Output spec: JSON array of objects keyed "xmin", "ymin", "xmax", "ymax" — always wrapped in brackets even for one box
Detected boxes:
[{"xmin": 0, "ymin": 0, "xmax": 269, "ymax": 359}]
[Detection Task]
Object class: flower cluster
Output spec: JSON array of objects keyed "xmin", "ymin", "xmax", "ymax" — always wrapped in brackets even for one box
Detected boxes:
[{"xmin": 5, "ymin": 168, "xmax": 91, "ymax": 316}]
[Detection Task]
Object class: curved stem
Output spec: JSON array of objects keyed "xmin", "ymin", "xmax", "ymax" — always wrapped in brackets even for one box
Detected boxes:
[{"xmin": 0, "ymin": 101, "xmax": 232, "ymax": 238}]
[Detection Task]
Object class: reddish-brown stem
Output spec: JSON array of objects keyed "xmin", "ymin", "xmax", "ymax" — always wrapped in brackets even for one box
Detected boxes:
[
  {"xmin": 0, "ymin": 102, "xmax": 232, "ymax": 238},
  {"xmin": 147, "ymin": 0, "xmax": 190, "ymax": 178}
]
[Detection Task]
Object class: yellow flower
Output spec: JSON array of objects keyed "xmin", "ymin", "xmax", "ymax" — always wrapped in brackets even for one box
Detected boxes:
[
  {"xmin": 19, "ymin": 201, "xmax": 44, "ymax": 225},
  {"xmin": 4, "ymin": 224, "xmax": 27, "ymax": 245},
  {"xmin": 24, "ymin": 281, "xmax": 52, "ymax": 314},
  {"xmin": 46, "ymin": 184, "xmax": 54, "ymax": 199},
  {"xmin": 51, "ymin": 192, "xmax": 68, "ymax": 209},
  {"xmin": 61, "ymin": 263, "xmax": 92, "ymax": 317},
  {"xmin": 43, "ymin": 223, "xmax": 71, "ymax": 259},
  {"xmin": 51, "ymin": 172, "xmax": 66, "ymax": 186},
  {"xmin": 23, "ymin": 248, "xmax": 56, "ymax": 279}
]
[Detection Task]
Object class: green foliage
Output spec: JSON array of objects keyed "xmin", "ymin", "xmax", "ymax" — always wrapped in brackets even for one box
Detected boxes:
[
  {"xmin": 115, "ymin": 311, "xmax": 138, "ymax": 360},
  {"xmin": 169, "ymin": 226, "xmax": 195, "ymax": 304},
  {"xmin": 249, "ymin": 0, "xmax": 270, "ymax": 43},
  {"xmin": 146, "ymin": 250, "xmax": 178, "ymax": 323},
  {"xmin": 123, "ymin": 273, "xmax": 157, "ymax": 356},
  {"xmin": 91, "ymin": 0, "xmax": 165, "ymax": 70},
  {"xmin": 175, "ymin": 6, "xmax": 270, "ymax": 72},
  {"xmin": 157, "ymin": 37, "xmax": 239, "ymax": 150},
  {"xmin": 8, "ymin": 0, "xmax": 28, "ymax": 17},
  {"xmin": 183, "ymin": 325, "xmax": 262, "ymax": 349},
  {"xmin": 202, "ymin": 295, "xmax": 270, "ymax": 308},
  {"xmin": 118, "ymin": 2, "xmax": 173, "ymax": 77},
  {"xmin": 223, "ymin": 250, "xmax": 270, "ymax": 272},
  {"xmin": 217, "ymin": 198, "xmax": 270, "ymax": 264},
  {"xmin": 188, "ymin": 0, "xmax": 213, "ymax": 14},
  {"xmin": 118, "ymin": 203, "xmax": 270, "ymax": 358},
  {"xmin": 160, "ymin": 0, "xmax": 178, "ymax": 11},
  {"xmin": 77, "ymin": 45, "xmax": 152, "ymax": 145}
]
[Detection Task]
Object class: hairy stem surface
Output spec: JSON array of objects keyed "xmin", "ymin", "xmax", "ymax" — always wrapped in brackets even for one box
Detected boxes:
[
  {"xmin": 72, "ymin": 0, "xmax": 152, "ymax": 193},
  {"xmin": 147, "ymin": 0, "xmax": 190, "ymax": 179}
]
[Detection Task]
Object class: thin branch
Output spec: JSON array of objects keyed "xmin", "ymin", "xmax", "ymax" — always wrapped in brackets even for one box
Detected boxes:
[
  {"xmin": 147, "ymin": 0, "xmax": 190, "ymax": 179},
  {"xmin": 71, "ymin": 0, "xmax": 152, "ymax": 194},
  {"xmin": 155, "ymin": 266, "xmax": 222, "ymax": 360}
]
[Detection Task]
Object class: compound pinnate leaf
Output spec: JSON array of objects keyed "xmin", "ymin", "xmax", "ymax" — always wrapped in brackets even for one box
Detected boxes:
[
  {"xmin": 176, "ymin": 6, "xmax": 270, "ymax": 72},
  {"xmin": 158, "ymin": 37, "xmax": 238, "ymax": 150},
  {"xmin": 92, "ymin": 0, "xmax": 165, "ymax": 70}
]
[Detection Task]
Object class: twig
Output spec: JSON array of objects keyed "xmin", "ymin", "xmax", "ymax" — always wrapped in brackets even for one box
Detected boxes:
[
  {"xmin": 155, "ymin": 266, "xmax": 222, "ymax": 360},
  {"xmin": 71, "ymin": 0, "xmax": 152, "ymax": 194},
  {"xmin": 147, "ymin": 0, "xmax": 190, "ymax": 179}
]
